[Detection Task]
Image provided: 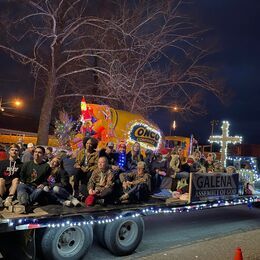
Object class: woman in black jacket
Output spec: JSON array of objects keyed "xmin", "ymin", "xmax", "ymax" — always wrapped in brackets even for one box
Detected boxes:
[
  {"xmin": 45, "ymin": 156, "xmax": 80, "ymax": 207},
  {"xmin": 126, "ymin": 142, "xmax": 144, "ymax": 171}
]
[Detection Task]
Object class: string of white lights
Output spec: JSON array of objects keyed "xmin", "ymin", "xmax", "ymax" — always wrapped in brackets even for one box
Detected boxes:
[{"xmin": 5, "ymin": 196, "xmax": 260, "ymax": 231}]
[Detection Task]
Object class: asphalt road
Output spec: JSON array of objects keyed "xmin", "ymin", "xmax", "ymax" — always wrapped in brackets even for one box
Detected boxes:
[{"xmin": 85, "ymin": 205, "xmax": 260, "ymax": 259}]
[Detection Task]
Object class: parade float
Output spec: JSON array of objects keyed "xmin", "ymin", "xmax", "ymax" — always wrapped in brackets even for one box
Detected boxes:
[{"xmin": 71, "ymin": 97, "xmax": 163, "ymax": 151}]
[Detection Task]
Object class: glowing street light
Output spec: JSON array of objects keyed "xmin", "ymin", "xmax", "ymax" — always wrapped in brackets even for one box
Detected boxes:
[
  {"xmin": 173, "ymin": 106, "xmax": 178, "ymax": 111},
  {"xmin": 14, "ymin": 99, "xmax": 23, "ymax": 107},
  {"xmin": 0, "ymin": 97, "xmax": 24, "ymax": 112}
]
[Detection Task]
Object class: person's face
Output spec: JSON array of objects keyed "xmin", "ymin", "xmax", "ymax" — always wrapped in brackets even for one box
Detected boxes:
[
  {"xmin": 137, "ymin": 166, "xmax": 144, "ymax": 175},
  {"xmin": 34, "ymin": 148, "xmax": 44, "ymax": 161},
  {"xmin": 86, "ymin": 140, "xmax": 94, "ymax": 152},
  {"xmin": 46, "ymin": 149, "xmax": 52, "ymax": 157},
  {"xmin": 178, "ymin": 148, "xmax": 183, "ymax": 156},
  {"xmin": 29, "ymin": 147, "xmax": 35, "ymax": 153},
  {"xmin": 207, "ymin": 154, "xmax": 214, "ymax": 163},
  {"xmin": 157, "ymin": 155, "xmax": 162, "ymax": 161},
  {"xmin": 9, "ymin": 147, "xmax": 19, "ymax": 159},
  {"xmin": 194, "ymin": 153, "xmax": 200, "ymax": 161},
  {"xmin": 106, "ymin": 145, "xmax": 114, "ymax": 154},
  {"xmin": 133, "ymin": 143, "xmax": 140, "ymax": 152},
  {"xmin": 119, "ymin": 146, "xmax": 126, "ymax": 153},
  {"xmin": 50, "ymin": 157, "xmax": 60, "ymax": 168},
  {"xmin": 98, "ymin": 157, "xmax": 107, "ymax": 171}
]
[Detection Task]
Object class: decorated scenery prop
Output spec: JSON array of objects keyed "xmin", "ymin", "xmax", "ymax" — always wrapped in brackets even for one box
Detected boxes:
[
  {"xmin": 209, "ymin": 121, "xmax": 242, "ymax": 167},
  {"xmin": 54, "ymin": 110, "xmax": 76, "ymax": 149}
]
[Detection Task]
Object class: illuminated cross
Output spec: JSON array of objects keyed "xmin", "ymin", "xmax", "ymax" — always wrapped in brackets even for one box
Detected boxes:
[{"xmin": 209, "ymin": 121, "xmax": 242, "ymax": 167}]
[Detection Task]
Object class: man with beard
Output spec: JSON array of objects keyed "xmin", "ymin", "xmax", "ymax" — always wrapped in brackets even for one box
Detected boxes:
[{"xmin": 0, "ymin": 144, "xmax": 22, "ymax": 207}]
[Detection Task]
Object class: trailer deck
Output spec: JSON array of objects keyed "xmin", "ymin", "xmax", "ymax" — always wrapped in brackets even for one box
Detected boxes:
[{"xmin": 0, "ymin": 194, "xmax": 259, "ymax": 233}]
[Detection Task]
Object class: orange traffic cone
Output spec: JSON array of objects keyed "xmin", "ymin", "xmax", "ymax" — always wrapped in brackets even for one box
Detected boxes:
[{"xmin": 234, "ymin": 247, "xmax": 243, "ymax": 260}]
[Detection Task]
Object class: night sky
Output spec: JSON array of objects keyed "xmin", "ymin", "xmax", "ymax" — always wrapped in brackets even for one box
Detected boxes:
[
  {"xmin": 0, "ymin": 0, "xmax": 260, "ymax": 144},
  {"xmin": 151, "ymin": 0, "xmax": 260, "ymax": 144}
]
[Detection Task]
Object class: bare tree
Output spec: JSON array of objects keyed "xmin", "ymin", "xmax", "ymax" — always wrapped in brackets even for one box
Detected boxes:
[{"xmin": 0, "ymin": 0, "xmax": 224, "ymax": 144}]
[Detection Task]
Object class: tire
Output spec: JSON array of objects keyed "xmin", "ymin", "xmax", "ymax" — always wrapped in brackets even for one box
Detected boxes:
[
  {"xmin": 95, "ymin": 224, "xmax": 107, "ymax": 248},
  {"xmin": 40, "ymin": 224, "xmax": 93, "ymax": 260},
  {"xmin": 104, "ymin": 215, "xmax": 144, "ymax": 256}
]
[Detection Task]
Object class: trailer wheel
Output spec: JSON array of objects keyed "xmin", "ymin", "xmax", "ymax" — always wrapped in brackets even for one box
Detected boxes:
[
  {"xmin": 95, "ymin": 224, "xmax": 107, "ymax": 248},
  {"xmin": 40, "ymin": 224, "xmax": 93, "ymax": 260},
  {"xmin": 104, "ymin": 215, "xmax": 144, "ymax": 256}
]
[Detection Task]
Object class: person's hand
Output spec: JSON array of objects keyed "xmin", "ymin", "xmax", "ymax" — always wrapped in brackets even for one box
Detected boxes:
[
  {"xmin": 158, "ymin": 171, "xmax": 166, "ymax": 176},
  {"xmin": 122, "ymin": 181, "xmax": 128, "ymax": 189},
  {"xmin": 89, "ymin": 189, "xmax": 96, "ymax": 195},
  {"xmin": 43, "ymin": 186, "xmax": 49, "ymax": 192},
  {"xmin": 112, "ymin": 165, "xmax": 119, "ymax": 171},
  {"xmin": 74, "ymin": 163, "xmax": 81, "ymax": 169},
  {"xmin": 37, "ymin": 184, "xmax": 44, "ymax": 189},
  {"xmin": 126, "ymin": 181, "xmax": 133, "ymax": 187}
]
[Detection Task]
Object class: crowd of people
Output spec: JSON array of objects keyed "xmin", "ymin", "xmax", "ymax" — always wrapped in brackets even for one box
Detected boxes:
[{"xmin": 0, "ymin": 137, "xmax": 238, "ymax": 213}]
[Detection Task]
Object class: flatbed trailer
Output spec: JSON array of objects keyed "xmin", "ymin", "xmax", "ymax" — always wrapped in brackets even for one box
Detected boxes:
[
  {"xmin": 0, "ymin": 197, "xmax": 259, "ymax": 260},
  {"xmin": 0, "ymin": 173, "xmax": 259, "ymax": 260}
]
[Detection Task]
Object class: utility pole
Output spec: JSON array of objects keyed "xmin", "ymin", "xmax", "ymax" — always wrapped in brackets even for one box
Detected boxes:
[{"xmin": 210, "ymin": 120, "xmax": 219, "ymax": 152}]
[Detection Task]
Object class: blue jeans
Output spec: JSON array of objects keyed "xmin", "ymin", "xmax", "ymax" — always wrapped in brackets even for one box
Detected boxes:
[
  {"xmin": 17, "ymin": 183, "xmax": 46, "ymax": 205},
  {"xmin": 50, "ymin": 186, "xmax": 71, "ymax": 203}
]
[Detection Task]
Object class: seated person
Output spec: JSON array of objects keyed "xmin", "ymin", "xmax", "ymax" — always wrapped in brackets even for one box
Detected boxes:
[
  {"xmin": 85, "ymin": 157, "xmax": 115, "ymax": 206},
  {"xmin": 226, "ymin": 166, "xmax": 236, "ymax": 174},
  {"xmin": 44, "ymin": 156, "xmax": 80, "ymax": 207},
  {"xmin": 115, "ymin": 143, "xmax": 128, "ymax": 172},
  {"xmin": 0, "ymin": 144, "xmax": 22, "ymax": 207},
  {"xmin": 190, "ymin": 150, "xmax": 206, "ymax": 173},
  {"xmin": 99, "ymin": 142, "xmax": 118, "ymax": 168},
  {"xmin": 17, "ymin": 146, "xmax": 51, "ymax": 211},
  {"xmin": 126, "ymin": 142, "xmax": 144, "ymax": 171},
  {"xmin": 21, "ymin": 143, "xmax": 35, "ymax": 163},
  {"xmin": 204, "ymin": 153, "xmax": 217, "ymax": 173},
  {"xmin": 213, "ymin": 161, "xmax": 225, "ymax": 172},
  {"xmin": 144, "ymin": 149, "xmax": 155, "ymax": 173},
  {"xmin": 45, "ymin": 146, "xmax": 54, "ymax": 162},
  {"xmin": 119, "ymin": 161, "xmax": 149, "ymax": 203},
  {"xmin": 150, "ymin": 153, "xmax": 167, "ymax": 192},
  {"xmin": 74, "ymin": 137, "xmax": 99, "ymax": 199}
]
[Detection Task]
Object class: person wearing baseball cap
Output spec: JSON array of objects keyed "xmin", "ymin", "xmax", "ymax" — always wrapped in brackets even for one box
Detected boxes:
[
  {"xmin": 21, "ymin": 143, "xmax": 35, "ymax": 163},
  {"xmin": 99, "ymin": 142, "xmax": 117, "ymax": 168}
]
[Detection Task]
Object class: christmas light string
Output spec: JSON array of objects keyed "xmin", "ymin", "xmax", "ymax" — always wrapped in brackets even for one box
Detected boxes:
[{"xmin": 5, "ymin": 196, "xmax": 260, "ymax": 231}]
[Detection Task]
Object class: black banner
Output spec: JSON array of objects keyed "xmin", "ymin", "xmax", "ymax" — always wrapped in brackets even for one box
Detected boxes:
[{"xmin": 190, "ymin": 173, "xmax": 239, "ymax": 202}]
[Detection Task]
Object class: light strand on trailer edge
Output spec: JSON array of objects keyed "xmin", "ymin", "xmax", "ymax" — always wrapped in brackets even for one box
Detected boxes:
[{"xmin": 7, "ymin": 196, "xmax": 260, "ymax": 229}]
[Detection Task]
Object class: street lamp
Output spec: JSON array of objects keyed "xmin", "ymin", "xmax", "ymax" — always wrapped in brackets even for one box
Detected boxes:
[
  {"xmin": 173, "ymin": 105, "xmax": 178, "ymax": 111},
  {"xmin": 0, "ymin": 97, "xmax": 23, "ymax": 112}
]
